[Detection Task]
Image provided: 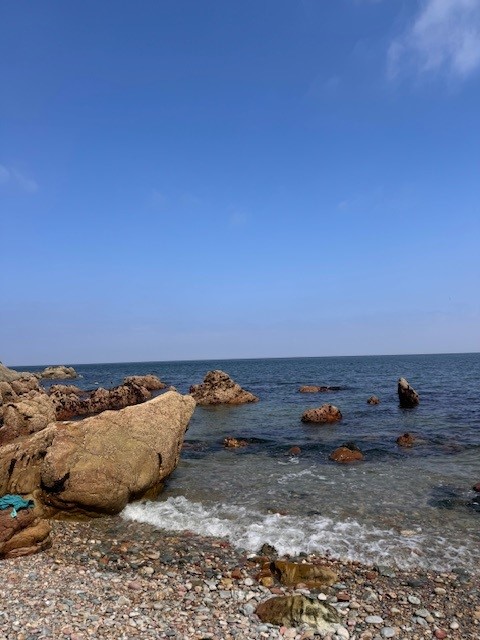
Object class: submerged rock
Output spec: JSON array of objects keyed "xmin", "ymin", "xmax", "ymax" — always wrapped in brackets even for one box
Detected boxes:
[
  {"xmin": 223, "ymin": 437, "xmax": 248, "ymax": 448},
  {"xmin": 367, "ymin": 395, "xmax": 380, "ymax": 405},
  {"xmin": 398, "ymin": 377, "xmax": 419, "ymax": 408},
  {"xmin": 189, "ymin": 370, "xmax": 258, "ymax": 405},
  {"xmin": 0, "ymin": 390, "xmax": 195, "ymax": 517},
  {"xmin": 256, "ymin": 595, "xmax": 340, "ymax": 631},
  {"xmin": 301, "ymin": 403, "xmax": 342, "ymax": 424},
  {"xmin": 396, "ymin": 432, "xmax": 418, "ymax": 447},
  {"xmin": 299, "ymin": 385, "xmax": 341, "ymax": 393}
]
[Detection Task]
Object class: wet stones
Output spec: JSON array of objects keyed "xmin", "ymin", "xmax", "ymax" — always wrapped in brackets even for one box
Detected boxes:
[
  {"xmin": 329, "ymin": 443, "xmax": 364, "ymax": 463},
  {"xmin": 397, "ymin": 378, "xmax": 419, "ymax": 408},
  {"xmin": 271, "ymin": 560, "xmax": 338, "ymax": 589},
  {"xmin": 223, "ymin": 437, "xmax": 248, "ymax": 448},
  {"xmin": 301, "ymin": 404, "xmax": 342, "ymax": 424},
  {"xmin": 396, "ymin": 432, "xmax": 418, "ymax": 448}
]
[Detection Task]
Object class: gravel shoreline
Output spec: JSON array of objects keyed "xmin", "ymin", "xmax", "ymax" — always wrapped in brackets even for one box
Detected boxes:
[{"xmin": 0, "ymin": 516, "xmax": 478, "ymax": 640}]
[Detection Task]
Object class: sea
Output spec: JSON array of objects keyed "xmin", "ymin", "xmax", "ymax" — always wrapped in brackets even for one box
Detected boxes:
[{"xmin": 27, "ymin": 353, "xmax": 480, "ymax": 574}]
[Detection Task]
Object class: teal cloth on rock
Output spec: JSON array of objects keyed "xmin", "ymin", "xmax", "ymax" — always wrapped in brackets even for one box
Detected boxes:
[{"xmin": 0, "ymin": 494, "xmax": 34, "ymax": 518}]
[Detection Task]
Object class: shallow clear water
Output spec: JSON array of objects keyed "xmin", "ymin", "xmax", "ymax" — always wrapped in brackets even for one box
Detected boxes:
[{"xmin": 26, "ymin": 354, "xmax": 480, "ymax": 572}]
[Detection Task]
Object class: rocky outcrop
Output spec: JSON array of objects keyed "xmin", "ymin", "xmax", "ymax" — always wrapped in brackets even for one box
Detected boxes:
[
  {"xmin": 189, "ymin": 370, "xmax": 258, "ymax": 406},
  {"xmin": 367, "ymin": 395, "xmax": 380, "ymax": 405},
  {"xmin": 38, "ymin": 365, "xmax": 77, "ymax": 379},
  {"xmin": 256, "ymin": 595, "xmax": 340, "ymax": 632},
  {"xmin": 0, "ymin": 508, "xmax": 52, "ymax": 559},
  {"xmin": 301, "ymin": 404, "xmax": 342, "ymax": 424},
  {"xmin": 0, "ymin": 363, "xmax": 37, "ymax": 383},
  {"xmin": 0, "ymin": 391, "xmax": 57, "ymax": 445},
  {"xmin": 0, "ymin": 390, "xmax": 195, "ymax": 516},
  {"xmin": 329, "ymin": 443, "xmax": 364, "ymax": 463},
  {"xmin": 49, "ymin": 376, "xmax": 166, "ymax": 420},
  {"xmin": 299, "ymin": 386, "xmax": 341, "ymax": 393},
  {"xmin": 398, "ymin": 377, "xmax": 419, "ymax": 408}
]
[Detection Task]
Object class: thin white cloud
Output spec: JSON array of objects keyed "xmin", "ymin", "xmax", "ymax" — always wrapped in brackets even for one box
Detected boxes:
[
  {"xmin": 0, "ymin": 164, "xmax": 38, "ymax": 192},
  {"xmin": 389, "ymin": 0, "xmax": 480, "ymax": 80}
]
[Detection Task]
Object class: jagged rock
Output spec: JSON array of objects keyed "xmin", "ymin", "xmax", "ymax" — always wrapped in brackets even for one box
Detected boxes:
[
  {"xmin": 398, "ymin": 377, "xmax": 419, "ymax": 408},
  {"xmin": 0, "ymin": 381, "xmax": 18, "ymax": 405},
  {"xmin": 223, "ymin": 437, "xmax": 248, "ymax": 448},
  {"xmin": 396, "ymin": 432, "xmax": 418, "ymax": 447},
  {"xmin": 256, "ymin": 595, "xmax": 340, "ymax": 631},
  {"xmin": 48, "ymin": 384, "xmax": 82, "ymax": 395},
  {"xmin": 38, "ymin": 365, "xmax": 77, "ymax": 379},
  {"xmin": 0, "ymin": 391, "xmax": 57, "ymax": 445},
  {"xmin": 50, "ymin": 380, "xmax": 155, "ymax": 420},
  {"xmin": 0, "ymin": 390, "xmax": 195, "ymax": 516},
  {"xmin": 0, "ymin": 507, "xmax": 52, "ymax": 559},
  {"xmin": 123, "ymin": 375, "xmax": 166, "ymax": 390},
  {"xmin": 299, "ymin": 385, "xmax": 341, "ymax": 393},
  {"xmin": 189, "ymin": 370, "xmax": 258, "ymax": 406},
  {"xmin": 329, "ymin": 443, "xmax": 364, "ymax": 463},
  {"xmin": 367, "ymin": 395, "xmax": 380, "ymax": 405},
  {"xmin": 271, "ymin": 560, "xmax": 338, "ymax": 588},
  {"xmin": 301, "ymin": 404, "xmax": 342, "ymax": 424}
]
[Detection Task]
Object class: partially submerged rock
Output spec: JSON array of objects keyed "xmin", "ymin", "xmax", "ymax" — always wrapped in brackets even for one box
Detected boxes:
[
  {"xmin": 0, "ymin": 390, "xmax": 195, "ymax": 516},
  {"xmin": 0, "ymin": 507, "xmax": 52, "ymax": 559},
  {"xmin": 189, "ymin": 370, "xmax": 258, "ymax": 406},
  {"xmin": 396, "ymin": 432, "xmax": 418, "ymax": 447},
  {"xmin": 329, "ymin": 443, "xmax": 364, "ymax": 463},
  {"xmin": 38, "ymin": 365, "xmax": 78, "ymax": 379},
  {"xmin": 367, "ymin": 395, "xmax": 380, "ymax": 405},
  {"xmin": 123, "ymin": 375, "xmax": 166, "ymax": 391},
  {"xmin": 398, "ymin": 377, "xmax": 419, "ymax": 408},
  {"xmin": 223, "ymin": 437, "xmax": 248, "ymax": 448},
  {"xmin": 301, "ymin": 404, "xmax": 342, "ymax": 424},
  {"xmin": 299, "ymin": 385, "xmax": 341, "ymax": 393},
  {"xmin": 256, "ymin": 595, "xmax": 340, "ymax": 632}
]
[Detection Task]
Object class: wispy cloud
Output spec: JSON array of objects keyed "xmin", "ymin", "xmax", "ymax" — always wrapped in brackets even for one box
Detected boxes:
[
  {"xmin": 389, "ymin": 0, "xmax": 480, "ymax": 81},
  {"xmin": 0, "ymin": 164, "xmax": 38, "ymax": 192}
]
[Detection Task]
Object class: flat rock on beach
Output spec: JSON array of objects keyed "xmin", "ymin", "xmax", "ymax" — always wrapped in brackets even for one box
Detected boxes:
[{"xmin": 0, "ymin": 516, "xmax": 478, "ymax": 640}]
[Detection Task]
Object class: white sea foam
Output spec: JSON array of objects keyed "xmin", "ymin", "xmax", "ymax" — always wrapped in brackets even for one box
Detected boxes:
[{"xmin": 122, "ymin": 496, "xmax": 477, "ymax": 573}]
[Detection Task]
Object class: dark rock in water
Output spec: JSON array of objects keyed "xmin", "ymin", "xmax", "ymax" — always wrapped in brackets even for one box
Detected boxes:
[
  {"xmin": 301, "ymin": 404, "xmax": 342, "ymax": 424},
  {"xmin": 223, "ymin": 437, "xmax": 248, "ymax": 448},
  {"xmin": 256, "ymin": 595, "xmax": 340, "ymax": 631},
  {"xmin": 286, "ymin": 446, "xmax": 301, "ymax": 456},
  {"xmin": 299, "ymin": 385, "xmax": 341, "ymax": 393},
  {"xmin": 472, "ymin": 482, "xmax": 480, "ymax": 493},
  {"xmin": 398, "ymin": 377, "xmax": 419, "ymax": 408},
  {"xmin": 329, "ymin": 443, "xmax": 364, "ymax": 463},
  {"xmin": 396, "ymin": 432, "xmax": 418, "ymax": 448},
  {"xmin": 258, "ymin": 543, "xmax": 277, "ymax": 558},
  {"xmin": 189, "ymin": 370, "xmax": 258, "ymax": 405},
  {"xmin": 367, "ymin": 395, "xmax": 380, "ymax": 405}
]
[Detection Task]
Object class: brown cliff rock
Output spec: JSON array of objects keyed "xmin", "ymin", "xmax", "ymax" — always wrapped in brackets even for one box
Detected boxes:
[
  {"xmin": 0, "ymin": 390, "xmax": 195, "ymax": 516},
  {"xmin": 301, "ymin": 404, "xmax": 342, "ymax": 424},
  {"xmin": 189, "ymin": 370, "xmax": 258, "ymax": 405},
  {"xmin": 0, "ymin": 508, "xmax": 52, "ymax": 559}
]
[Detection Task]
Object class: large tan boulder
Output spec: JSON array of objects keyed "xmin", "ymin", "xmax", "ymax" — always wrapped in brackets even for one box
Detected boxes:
[
  {"xmin": 0, "ymin": 507, "xmax": 52, "ymax": 559},
  {"xmin": 123, "ymin": 375, "xmax": 166, "ymax": 390},
  {"xmin": 301, "ymin": 404, "xmax": 342, "ymax": 424},
  {"xmin": 0, "ymin": 381, "xmax": 18, "ymax": 405},
  {"xmin": 189, "ymin": 370, "xmax": 258, "ymax": 405},
  {"xmin": 0, "ymin": 390, "xmax": 195, "ymax": 516},
  {"xmin": 272, "ymin": 560, "xmax": 338, "ymax": 589},
  {"xmin": 38, "ymin": 365, "xmax": 77, "ymax": 379},
  {"xmin": 0, "ymin": 363, "xmax": 37, "ymax": 383},
  {"xmin": 0, "ymin": 391, "xmax": 57, "ymax": 445}
]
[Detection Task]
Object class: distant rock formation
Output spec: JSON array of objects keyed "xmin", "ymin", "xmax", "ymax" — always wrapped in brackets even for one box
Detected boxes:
[
  {"xmin": 398, "ymin": 377, "xmax": 419, "ymax": 408},
  {"xmin": 38, "ymin": 365, "xmax": 78, "ymax": 379},
  {"xmin": 301, "ymin": 404, "xmax": 342, "ymax": 424},
  {"xmin": 367, "ymin": 395, "xmax": 380, "ymax": 405},
  {"xmin": 223, "ymin": 437, "xmax": 248, "ymax": 448},
  {"xmin": 189, "ymin": 370, "xmax": 258, "ymax": 405},
  {"xmin": 299, "ymin": 385, "xmax": 341, "ymax": 393},
  {"xmin": 0, "ymin": 390, "xmax": 195, "ymax": 517}
]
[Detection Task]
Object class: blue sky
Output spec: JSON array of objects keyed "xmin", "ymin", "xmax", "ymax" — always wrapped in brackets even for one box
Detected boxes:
[{"xmin": 1, "ymin": 0, "xmax": 479, "ymax": 365}]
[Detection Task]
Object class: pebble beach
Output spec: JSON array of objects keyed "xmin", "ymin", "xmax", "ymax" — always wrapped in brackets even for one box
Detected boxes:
[{"xmin": 1, "ymin": 516, "xmax": 478, "ymax": 640}]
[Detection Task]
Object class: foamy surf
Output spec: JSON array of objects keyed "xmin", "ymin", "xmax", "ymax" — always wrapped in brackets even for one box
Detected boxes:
[{"xmin": 122, "ymin": 496, "xmax": 476, "ymax": 573}]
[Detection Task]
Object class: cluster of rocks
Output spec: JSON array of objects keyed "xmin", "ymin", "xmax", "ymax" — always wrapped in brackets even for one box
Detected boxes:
[{"xmin": 0, "ymin": 362, "xmax": 195, "ymax": 558}]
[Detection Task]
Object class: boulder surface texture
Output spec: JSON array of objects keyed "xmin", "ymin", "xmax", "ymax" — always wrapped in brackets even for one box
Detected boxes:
[
  {"xmin": 301, "ymin": 404, "xmax": 342, "ymax": 424},
  {"xmin": 0, "ymin": 508, "xmax": 51, "ymax": 559},
  {"xmin": 189, "ymin": 370, "xmax": 258, "ymax": 405},
  {"xmin": 398, "ymin": 377, "xmax": 419, "ymax": 408},
  {"xmin": 256, "ymin": 595, "xmax": 340, "ymax": 632},
  {"xmin": 0, "ymin": 390, "xmax": 195, "ymax": 516}
]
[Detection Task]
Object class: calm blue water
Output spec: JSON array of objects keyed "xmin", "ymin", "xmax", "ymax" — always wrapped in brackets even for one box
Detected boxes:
[{"xmin": 25, "ymin": 354, "xmax": 480, "ymax": 572}]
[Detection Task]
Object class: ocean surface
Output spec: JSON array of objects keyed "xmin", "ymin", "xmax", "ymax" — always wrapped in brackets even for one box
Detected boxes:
[{"xmin": 28, "ymin": 354, "xmax": 480, "ymax": 574}]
